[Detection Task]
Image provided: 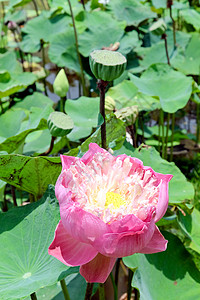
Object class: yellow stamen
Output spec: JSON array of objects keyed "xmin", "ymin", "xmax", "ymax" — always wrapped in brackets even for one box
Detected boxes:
[{"xmin": 105, "ymin": 192, "xmax": 125, "ymax": 209}]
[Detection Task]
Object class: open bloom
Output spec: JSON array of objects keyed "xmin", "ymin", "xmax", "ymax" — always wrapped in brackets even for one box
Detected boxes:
[{"xmin": 49, "ymin": 143, "xmax": 172, "ymax": 283}]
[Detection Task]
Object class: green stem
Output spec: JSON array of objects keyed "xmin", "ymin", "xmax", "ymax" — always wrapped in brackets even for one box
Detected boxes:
[
  {"xmin": 127, "ymin": 269, "xmax": 134, "ymax": 300},
  {"xmin": 84, "ymin": 283, "xmax": 94, "ymax": 300},
  {"xmin": 160, "ymin": 110, "xmax": 165, "ymax": 158},
  {"xmin": 162, "ymin": 33, "xmax": 170, "ymax": 65},
  {"xmin": 97, "ymin": 79, "xmax": 109, "ymax": 149},
  {"xmin": 67, "ymin": 0, "xmax": 86, "ymax": 96},
  {"xmin": 30, "ymin": 292, "xmax": 37, "ymax": 300},
  {"xmin": 60, "ymin": 279, "xmax": 71, "ymax": 300},
  {"xmin": 32, "ymin": 0, "xmax": 39, "ymax": 16},
  {"xmin": 99, "ymin": 283, "xmax": 105, "ymax": 300},
  {"xmin": 60, "ymin": 96, "xmax": 67, "ymax": 113},
  {"xmin": 11, "ymin": 185, "xmax": 17, "ymax": 206},
  {"xmin": 158, "ymin": 112, "xmax": 161, "ymax": 153},
  {"xmin": 164, "ymin": 112, "xmax": 170, "ymax": 159},
  {"xmin": 40, "ymin": 39, "xmax": 47, "ymax": 96},
  {"xmin": 169, "ymin": 4, "xmax": 176, "ymax": 49},
  {"xmin": 196, "ymin": 103, "xmax": 200, "ymax": 145},
  {"xmin": 170, "ymin": 113, "xmax": 175, "ymax": 162},
  {"xmin": 110, "ymin": 272, "xmax": 118, "ymax": 300},
  {"xmin": 115, "ymin": 258, "xmax": 120, "ymax": 287},
  {"xmin": 38, "ymin": 136, "xmax": 56, "ymax": 156}
]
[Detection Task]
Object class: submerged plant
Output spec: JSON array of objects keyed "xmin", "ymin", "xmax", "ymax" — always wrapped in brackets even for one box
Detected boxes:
[{"xmin": 49, "ymin": 143, "xmax": 172, "ymax": 283}]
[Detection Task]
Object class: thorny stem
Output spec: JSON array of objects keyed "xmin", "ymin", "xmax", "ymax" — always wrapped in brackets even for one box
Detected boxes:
[
  {"xmin": 67, "ymin": 0, "xmax": 86, "ymax": 96},
  {"xmin": 97, "ymin": 79, "xmax": 109, "ymax": 149},
  {"xmin": 170, "ymin": 113, "xmax": 175, "ymax": 161},
  {"xmin": 30, "ymin": 292, "xmax": 37, "ymax": 300},
  {"xmin": 60, "ymin": 279, "xmax": 71, "ymax": 300},
  {"xmin": 110, "ymin": 272, "xmax": 118, "ymax": 300},
  {"xmin": 60, "ymin": 96, "xmax": 67, "ymax": 113},
  {"xmin": 38, "ymin": 136, "xmax": 56, "ymax": 156},
  {"xmin": 11, "ymin": 186, "xmax": 17, "ymax": 206},
  {"xmin": 84, "ymin": 283, "xmax": 94, "ymax": 300},
  {"xmin": 162, "ymin": 33, "xmax": 170, "ymax": 65}
]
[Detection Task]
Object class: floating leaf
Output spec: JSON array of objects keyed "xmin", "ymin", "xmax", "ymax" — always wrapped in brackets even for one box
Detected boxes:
[
  {"xmin": 78, "ymin": 11, "xmax": 125, "ymax": 57},
  {"xmin": 0, "ymin": 186, "xmax": 71, "ymax": 299},
  {"xmin": 109, "ymin": 0, "xmax": 156, "ymax": 26},
  {"xmin": 172, "ymin": 33, "xmax": 200, "ymax": 75},
  {"xmin": 107, "ymin": 80, "xmax": 160, "ymax": 112},
  {"xmin": 178, "ymin": 208, "xmax": 200, "ymax": 254},
  {"xmin": 123, "ymin": 232, "xmax": 200, "ymax": 300},
  {"xmin": 0, "ymin": 155, "xmax": 61, "ymax": 198},
  {"xmin": 129, "ymin": 64, "xmax": 193, "ymax": 113},
  {"xmin": 65, "ymin": 96, "xmax": 100, "ymax": 141},
  {"xmin": 114, "ymin": 142, "xmax": 194, "ymax": 204},
  {"xmin": 180, "ymin": 9, "xmax": 200, "ymax": 31}
]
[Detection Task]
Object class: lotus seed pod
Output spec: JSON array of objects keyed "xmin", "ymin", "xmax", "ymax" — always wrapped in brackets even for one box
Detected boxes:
[
  {"xmin": 89, "ymin": 50, "xmax": 127, "ymax": 82},
  {"xmin": 53, "ymin": 69, "xmax": 69, "ymax": 98},
  {"xmin": 47, "ymin": 111, "xmax": 74, "ymax": 137}
]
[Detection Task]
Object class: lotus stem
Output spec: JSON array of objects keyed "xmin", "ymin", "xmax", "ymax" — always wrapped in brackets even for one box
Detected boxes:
[
  {"xmin": 196, "ymin": 103, "xmax": 200, "ymax": 145},
  {"xmin": 160, "ymin": 110, "xmax": 165, "ymax": 158},
  {"xmin": 84, "ymin": 283, "xmax": 94, "ymax": 300},
  {"xmin": 168, "ymin": 0, "xmax": 176, "ymax": 49},
  {"xmin": 40, "ymin": 39, "xmax": 48, "ymax": 96},
  {"xmin": 97, "ymin": 79, "xmax": 109, "ymax": 149},
  {"xmin": 11, "ymin": 185, "xmax": 17, "ymax": 206},
  {"xmin": 67, "ymin": 0, "xmax": 87, "ymax": 96},
  {"xmin": 164, "ymin": 112, "xmax": 170, "ymax": 159},
  {"xmin": 60, "ymin": 96, "xmax": 66, "ymax": 113},
  {"xmin": 32, "ymin": 0, "xmax": 39, "ymax": 16},
  {"xmin": 158, "ymin": 112, "xmax": 161, "ymax": 153},
  {"xmin": 30, "ymin": 292, "xmax": 37, "ymax": 300},
  {"xmin": 38, "ymin": 136, "xmax": 56, "ymax": 156},
  {"xmin": 98, "ymin": 283, "xmax": 105, "ymax": 300},
  {"xmin": 115, "ymin": 258, "xmax": 120, "ymax": 287},
  {"xmin": 127, "ymin": 268, "xmax": 134, "ymax": 300},
  {"xmin": 110, "ymin": 272, "xmax": 118, "ymax": 300},
  {"xmin": 170, "ymin": 113, "xmax": 175, "ymax": 161},
  {"xmin": 162, "ymin": 33, "xmax": 170, "ymax": 65},
  {"xmin": 60, "ymin": 279, "xmax": 71, "ymax": 300}
]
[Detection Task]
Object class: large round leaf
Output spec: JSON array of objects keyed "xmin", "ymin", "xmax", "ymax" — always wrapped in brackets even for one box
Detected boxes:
[
  {"xmin": 129, "ymin": 64, "xmax": 193, "ymax": 113},
  {"xmin": 78, "ymin": 11, "xmax": 125, "ymax": 57},
  {"xmin": 172, "ymin": 33, "xmax": 200, "ymax": 75},
  {"xmin": 65, "ymin": 96, "xmax": 100, "ymax": 141},
  {"xmin": 123, "ymin": 232, "xmax": 200, "ymax": 300},
  {"xmin": 0, "ymin": 155, "xmax": 61, "ymax": 198},
  {"xmin": 108, "ymin": 0, "xmax": 156, "ymax": 26},
  {"xmin": 48, "ymin": 29, "xmax": 80, "ymax": 72},
  {"xmin": 114, "ymin": 142, "xmax": 194, "ymax": 204},
  {"xmin": 107, "ymin": 80, "xmax": 160, "ymax": 112},
  {"xmin": 0, "ymin": 186, "xmax": 70, "ymax": 299}
]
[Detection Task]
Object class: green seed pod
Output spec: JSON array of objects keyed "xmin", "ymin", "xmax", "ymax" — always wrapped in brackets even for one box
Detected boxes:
[
  {"xmin": 149, "ymin": 19, "xmax": 167, "ymax": 36},
  {"xmin": 47, "ymin": 111, "xmax": 74, "ymax": 137},
  {"xmin": 89, "ymin": 50, "xmax": 127, "ymax": 82},
  {"xmin": 53, "ymin": 69, "xmax": 69, "ymax": 98}
]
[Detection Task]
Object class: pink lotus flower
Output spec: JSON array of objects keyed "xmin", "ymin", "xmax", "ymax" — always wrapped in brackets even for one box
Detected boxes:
[{"xmin": 49, "ymin": 143, "xmax": 172, "ymax": 283}]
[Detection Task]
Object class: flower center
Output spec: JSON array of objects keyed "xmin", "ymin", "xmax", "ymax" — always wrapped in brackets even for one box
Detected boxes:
[{"xmin": 105, "ymin": 192, "xmax": 126, "ymax": 209}]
